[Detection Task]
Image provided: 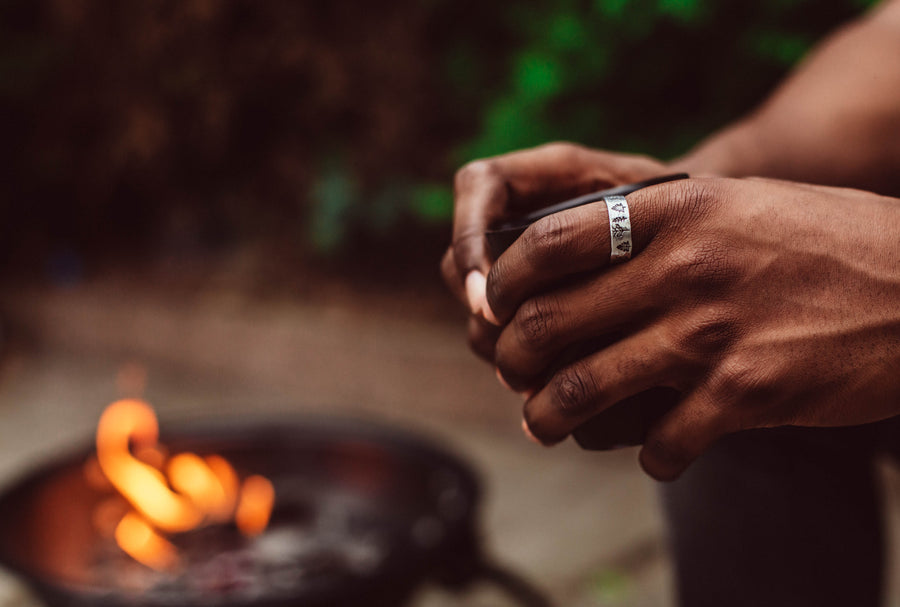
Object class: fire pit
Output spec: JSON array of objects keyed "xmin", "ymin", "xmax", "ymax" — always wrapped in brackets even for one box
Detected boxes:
[{"xmin": 0, "ymin": 405, "xmax": 550, "ymax": 607}]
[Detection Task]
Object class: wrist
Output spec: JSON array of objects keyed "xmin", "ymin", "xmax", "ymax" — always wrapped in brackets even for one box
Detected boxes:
[{"xmin": 669, "ymin": 120, "xmax": 768, "ymax": 178}]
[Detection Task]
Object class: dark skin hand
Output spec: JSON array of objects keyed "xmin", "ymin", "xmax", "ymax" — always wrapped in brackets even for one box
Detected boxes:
[
  {"xmin": 446, "ymin": 0, "xmax": 900, "ymax": 359},
  {"xmin": 442, "ymin": 0, "xmax": 900, "ymax": 480},
  {"xmin": 484, "ymin": 177, "xmax": 900, "ymax": 480},
  {"xmin": 442, "ymin": 143, "xmax": 668, "ymax": 359}
]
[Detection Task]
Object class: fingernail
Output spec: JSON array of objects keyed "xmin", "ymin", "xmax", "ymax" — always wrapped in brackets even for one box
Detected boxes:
[
  {"xmin": 465, "ymin": 271, "xmax": 486, "ymax": 316},
  {"xmin": 521, "ymin": 419, "xmax": 541, "ymax": 445}
]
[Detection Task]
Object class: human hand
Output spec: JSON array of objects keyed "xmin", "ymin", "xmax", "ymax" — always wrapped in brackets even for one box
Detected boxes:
[
  {"xmin": 485, "ymin": 177, "xmax": 900, "ymax": 480},
  {"xmin": 441, "ymin": 142, "xmax": 669, "ymax": 360}
]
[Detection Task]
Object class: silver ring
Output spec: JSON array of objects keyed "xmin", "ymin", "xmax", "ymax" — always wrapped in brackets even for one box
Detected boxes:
[{"xmin": 604, "ymin": 195, "xmax": 632, "ymax": 264}]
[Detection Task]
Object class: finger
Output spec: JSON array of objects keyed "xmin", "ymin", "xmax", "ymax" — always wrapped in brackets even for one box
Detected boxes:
[
  {"xmin": 494, "ymin": 255, "xmax": 663, "ymax": 391},
  {"xmin": 486, "ymin": 178, "xmax": 713, "ymax": 324},
  {"xmin": 451, "ymin": 144, "xmax": 651, "ymax": 284},
  {"xmin": 522, "ymin": 327, "xmax": 687, "ymax": 445},
  {"xmin": 467, "ymin": 314, "xmax": 501, "ymax": 362},
  {"xmin": 452, "ymin": 160, "xmax": 505, "ymax": 278},
  {"xmin": 639, "ymin": 388, "xmax": 734, "ymax": 482},
  {"xmin": 453, "ymin": 150, "xmax": 586, "ymax": 316},
  {"xmin": 441, "ymin": 247, "xmax": 468, "ymax": 307}
]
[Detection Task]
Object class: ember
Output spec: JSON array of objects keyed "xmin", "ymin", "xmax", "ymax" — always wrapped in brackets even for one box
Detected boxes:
[{"xmin": 91, "ymin": 399, "xmax": 275, "ymax": 570}]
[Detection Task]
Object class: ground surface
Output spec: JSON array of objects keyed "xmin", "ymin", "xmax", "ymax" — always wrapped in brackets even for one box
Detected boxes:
[{"xmin": 0, "ymin": 279, "xmax": 897, "ymax": 607}]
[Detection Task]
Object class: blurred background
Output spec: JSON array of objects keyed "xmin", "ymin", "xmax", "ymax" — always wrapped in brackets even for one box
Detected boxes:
[
  {"xmin": 1, "ymin": 0, "xmax": 898, "ymax": 606},
  {"xmin": 0, "ymin": 0, "xmax": 879, "ymax": 291}
]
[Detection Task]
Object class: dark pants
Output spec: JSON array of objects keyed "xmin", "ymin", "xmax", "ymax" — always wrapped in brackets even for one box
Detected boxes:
[{"xmin": 661, "ymin": 417, "xmax": 900, "ymax": 607}]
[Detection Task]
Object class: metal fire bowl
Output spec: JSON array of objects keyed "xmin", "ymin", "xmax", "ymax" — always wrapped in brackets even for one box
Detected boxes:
[{"xmin": 0, "ymin": 416, "xmax": 483, "ymax": 607}]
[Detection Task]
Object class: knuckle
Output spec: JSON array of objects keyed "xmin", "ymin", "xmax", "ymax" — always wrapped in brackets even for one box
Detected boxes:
[
  {"xmin": 525, "ymin": 212, "xmax": 565, "ymax": 252},
  {"xmin": 536, "ymin": 140, "xmax": 578, "ymax": 152},
  {"xmin": 629, "ymin": 178, "xmax": 729, "ymax": 241},
  {"xmin": 715, "ymin": 358, "xmax": 761, "ymax": 394},
  {"xmin": 522, "ymin": 406, "xmax": 560, "ymax": 445},
  {"xmin": 710, "ymin": 357, "xmax": 776, "ymax": 419},
  {"xmin": 712, "ymin": 360, "xmax": 755, "ymax": 397},
  {"xmin": 643, "ymin": 435, "xmax": 691, "ymax": 480},
  {"xmin": 668, "ymin": 242, "xmax": 741, "ymax": 293},
  {"xmin": 514, "ymin": 297, "xmax": 558, "ymax": 350},
  {"xmin": 678, "ymin": 178, "xmax": 723, "ymax": 210},
  {"xmin": 454, "ymin": 159, "xmax": 499, "ymax": 193},
  {"xmin": 550, "ymin": 361, "xmax": 597, "ymax": 419},
  {"xmin": 535, "ymin": 141, "xmax": 586, "ymax": 162},
  {"xmin": 675, "ymin": 178, "xmax": 712, "ymax": 208},
  {"xmin": 485, "ymin": 261, "xmax": 507, "ymax": 316},
  {"xmin": 663, "ymin": 178, "xmax": 724, "ymax": 227},
  {"xmin": 522, "ymin": 212, "xmax": 572, "ymax": 266},
  {"xmin": 676, "ymin": 310, "xmax": 740, "ymax": 356}
]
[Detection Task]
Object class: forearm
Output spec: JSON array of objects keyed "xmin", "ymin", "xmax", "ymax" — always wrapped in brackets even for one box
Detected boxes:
[{"xmin": 672, "ymin": 0, "xmax": 900, "ymax": 194}]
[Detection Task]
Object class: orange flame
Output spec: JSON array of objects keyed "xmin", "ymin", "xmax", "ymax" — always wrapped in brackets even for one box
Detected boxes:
[
  {"xmin": 92, "ymin": 399, "xmax": 275, "ymax": 570},
  {"xmin": 204, "ymin": 455, "xmax": 241, "ymax": 522},
  {"xmin": 115, "ymin": 512, "xmax": 179, "ymax": 570},
  {"xmin": 235, "ymin": 475, "xmax": 275, "ymax": 536},
  {"xmin": 96, "ymin": 399, "xmax": 202, "ymax": 533},
  {"xmin": 167, "ymin": 453, "xmax": 237, "ymax": 523}
]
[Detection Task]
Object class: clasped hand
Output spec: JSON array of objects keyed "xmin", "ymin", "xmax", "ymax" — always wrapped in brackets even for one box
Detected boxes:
[{"xmin": 443, "ymin": 144, "xmax": 900, "ymax": 480}]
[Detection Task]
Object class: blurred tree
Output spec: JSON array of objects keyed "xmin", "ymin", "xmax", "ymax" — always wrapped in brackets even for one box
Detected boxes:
[{"xmin": 0, "ymin": 0, "xmax": 877, "ymax": 283}]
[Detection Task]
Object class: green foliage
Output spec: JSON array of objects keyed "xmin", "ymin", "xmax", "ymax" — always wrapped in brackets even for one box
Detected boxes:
[
  {"xmin": 410, "ymin": 184, "xmax": 454, "ymax": 224},
  {"xmin": 0, "ymin": 0, "xmax": 876, "ymax": 265},
  {"xmin": 394, "ymin": 0, "xmax": 869, "ymax": 254},
  {"xmin": 451, "ymin": 0, "xmax": 865, "ymax": 168},
  {"xmin": 515, "ymin": 51, "xmax": 565, "ymax": 101}
]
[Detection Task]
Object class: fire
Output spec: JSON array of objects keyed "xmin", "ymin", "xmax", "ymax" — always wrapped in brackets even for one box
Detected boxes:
[
  {"xmin": 235, "ymin": 475, "xmax": 275, "ymax": 536},
  {"xmin": 96, "ymin": 400, "xmax": 202, "ymax": 533},
  {"xmin": 115, "ymin": 512, "xmax": 178, "ymax": 571},
  {"xmin": 91, "ymin": 399, "xmax": 275, "ymax": 570}
]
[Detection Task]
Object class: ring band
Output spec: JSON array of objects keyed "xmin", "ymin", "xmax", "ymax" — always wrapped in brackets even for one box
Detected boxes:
[{"xmin": 604, "ymin": 195, "xmax": 632, "ymax": 264}]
